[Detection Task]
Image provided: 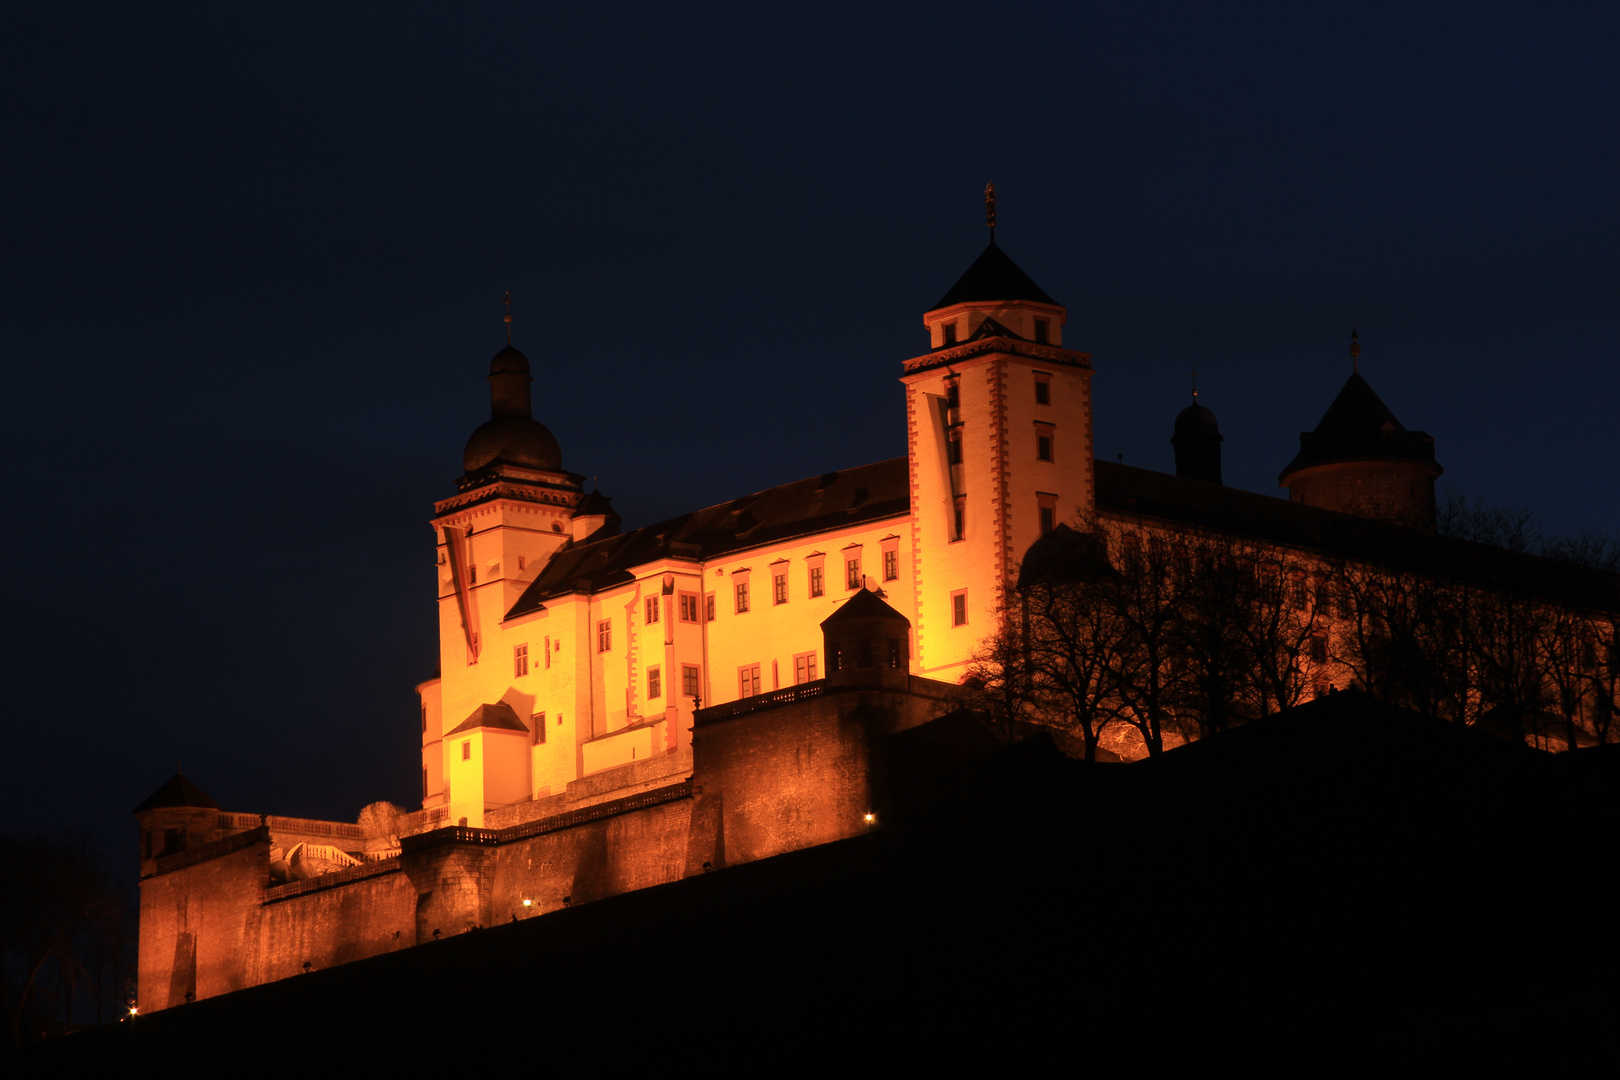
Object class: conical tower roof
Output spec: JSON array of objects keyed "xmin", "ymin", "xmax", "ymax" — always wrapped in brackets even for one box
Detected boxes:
[
  {"xmin": 1280, "ymin": 371, "xmax": 1437, "ymax": 480},
  {"xmin": 133, "ymin": 773, "xmax": 220, "ymax": 814},
  {"xmin": 932, "ymin": 240, "xmax": 1060, "ymax": 309}
]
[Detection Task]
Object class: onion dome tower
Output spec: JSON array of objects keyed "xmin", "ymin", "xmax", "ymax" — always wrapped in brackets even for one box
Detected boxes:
[
  {"xmin": 1279, "ymin": 331, "xmax": 1442, "ymax": 529},
  {"xmin": 461, "ymin": 336, "xmax": 563, "ymax": 475},
  {"xmin": 1171, "ymin": 380, "xmax": 1223, "ymax": 485}
]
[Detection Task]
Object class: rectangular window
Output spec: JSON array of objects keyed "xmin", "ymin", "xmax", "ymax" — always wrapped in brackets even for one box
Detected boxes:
[
  {"xmin": 647, "ymin": 666, "xmax": 661, "ymax": 699},
  {"xmin": 461, "ymin": 740, "xmax": 471, "ymax": 761},
  {"xmin": 1036, "ymin": 425, "xmax": 1055, "ymax": 462},
  {"xmin": 597, "ymin": 619, "xmax": 611, "ymax": 652},
  {"xmin": 883, "ymin": 549, "xmax": 898, "ymax": 581},
  {"xmin": 1034, "ymin": 375, "xmax": 1050, "ymax": 404},
  {"xmin": 544, "ymin": 634, "xmax": 551, "ymax": 669},
  {"xmin": 1038, "ymin": 492, "xmax": 1058, "ymax": 537},
  {"xmin": 947, "ymin": 431, "xmax": 963, "ymax": 464},
  {"xmin": 735, "ymin": 580, "xmax": 750, "ymax": 613},
  {"xmin": 951, "ymin": 590, "xmax": 968, "ymax": 627},
  {"xmin": 739, "ymin": 664, "xmax": 761, "ymax": 698},
  {"xmin": 514, "ymin": 643, "xmax": 529, "ymax": 677},
  {"xmin": 946, "ymin": 380, "xmax": 960, "ymax": 409},
  {"xmin": 469, "ymin": 565, "xmax": 477, "ymax": 585},
  {"xmin": 773, "ymin": 572, "xmax": 788, "ymax": 604},
  {"xmin": 682, "ymin": 664, "xmax": 701, "ymax": 699},
  {"xmin": 942, "ymin": 323, "xmax": 957, "ymax": 345},
  {"xmin": 809, "ymin": 565, "xmax": 824, "ymax": 597},
  {"xmin": 679, "ymin": 592, "xmax": 700, "ymax": 622},
  {"xmin": 531, "ymin": 712, "xmax": 546, "ymax": 745},
  {"xmin": 1034, "ymin": 319, "xmax": 1050, "ymax": 345},
  {"xmin": 518, "ymin": 555, "xmax": 526, "ymax": 571},
  {"xmin": 705, "ymin": 593, "xmax": 715, "ymax": 621},
  {"xmin": 794, "ymin": 651, "xmax": 818, "ymax": 684},
  {"xmin": 646, "ymin": 596, "xmax": 660, "ymax": 624},
  {"xmin": 953, "ymin": 497, "xmax": 966, "ymax": 541},
  {"xmin": 845, "ymin": 556, "xmax": 861, "ymax": 590},
  {"xmin": 421, "ymin": 704, "xmax": 427, "ymax": 734}
]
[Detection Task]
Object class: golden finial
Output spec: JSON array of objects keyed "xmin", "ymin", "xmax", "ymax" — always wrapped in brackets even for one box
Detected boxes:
[
  {"xmin": 985, "ymin": 182, "xmax": 996, "ymax": 233},
  {"xmin": 1350, "ymin": 326, "xmax": 1360, "ymax": 374},
  {"xmin": 503, "ymin": 292, "xmax": 513, "ymax": 345}
]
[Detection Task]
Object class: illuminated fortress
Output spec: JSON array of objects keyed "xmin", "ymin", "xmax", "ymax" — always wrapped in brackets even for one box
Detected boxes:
[{"xmin": 134, "ymin": 213, "xmax": 1469, "ymax": 1013}]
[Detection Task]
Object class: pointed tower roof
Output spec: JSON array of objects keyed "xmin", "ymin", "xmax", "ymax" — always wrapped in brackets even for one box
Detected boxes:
[
  {"xmin": 133, "ymin": 773, "xmax": 220, "ymax": 814},
  {"xmin": 1280, "ymin": 371, "xmax": 1438, "ymax": 480},
  {"xmin": 820, "ymin": 586, "xmax": 911, "ymax": 628},
  {"xmin": 932, "ymin": 240, "xmax": 1060, "ymax": 310}
]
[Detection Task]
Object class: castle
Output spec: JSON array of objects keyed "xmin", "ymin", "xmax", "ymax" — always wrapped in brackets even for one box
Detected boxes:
[{"xmin": 135, "ymin": 208, "xmax": 1507, "ymax": 1013}]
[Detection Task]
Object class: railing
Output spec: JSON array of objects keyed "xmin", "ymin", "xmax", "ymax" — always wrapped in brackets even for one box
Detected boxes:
[
  {"xmin": 218, "ymin": 812, "xmax": 365, "ymax": 839},
  {"xmin": 695, "ymin": 680, "xmax": 827, "ymax": 724},
  {"xmin": 264, "ymin": 855, "xmax": 403, "ymax": 904}
]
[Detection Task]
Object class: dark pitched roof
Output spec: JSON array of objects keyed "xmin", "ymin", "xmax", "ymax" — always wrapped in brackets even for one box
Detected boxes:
[
  {"xmin": 1094, "ymin": 460, "xmax": 1620, "ymax": 610},
  {"xmin": 820, "ymin": 587, "xmax": 910, "ymax": 626},
  {"xmin": 932, "ymin": 240, "xmax": 1060, "ymax": 309},
  {"xmin": 508, "ymin": 459, "xmax": 910, "ymax": 617},
  {"xmin": 133, "ymin": 773, "xmax": 220, "ymax": 814},
  {"xmin": 445, "ymin": 702, "xmax": 530, "ymax": 737},
  {"xmin": 1280, "ymin": 372, "xmax": 1437, "ymax": 478}
]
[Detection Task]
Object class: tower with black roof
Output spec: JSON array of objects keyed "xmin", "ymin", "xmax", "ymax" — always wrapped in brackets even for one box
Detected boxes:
[
  {"xmin": 1278, "ymin": 331, "xmax": 1443, "ymax": 528},
  {"xmin": 900, "ymin": 188, "xmax": 1095, "ymax": 679},
  {"xmin": 1172, "ymin": 388, "xmax": 1224, "ymax": 485}
]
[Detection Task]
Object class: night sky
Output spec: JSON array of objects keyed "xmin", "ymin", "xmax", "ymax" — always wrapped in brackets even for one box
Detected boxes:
[{"xmin": 4, "ymin": 3, "xmax": 1616, "ymax": 873}]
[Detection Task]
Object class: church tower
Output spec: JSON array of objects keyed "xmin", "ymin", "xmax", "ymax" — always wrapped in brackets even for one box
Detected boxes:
[
  {"xmin": 421, "ymin": 303, "xmax": 601, "ymax": 822},
  {"xmin": 901, "ymin": 187, "xmax": 1094, "ymax": 679}
]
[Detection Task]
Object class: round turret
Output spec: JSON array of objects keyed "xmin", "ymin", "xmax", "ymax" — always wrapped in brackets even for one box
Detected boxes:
[
  {"xmin": 462, "ymin": 341, "xmax": 563, "ymax": 473},
  {"xmin": 1172, "ymin": 395, "xmax": 1224, "ymax": 484}
]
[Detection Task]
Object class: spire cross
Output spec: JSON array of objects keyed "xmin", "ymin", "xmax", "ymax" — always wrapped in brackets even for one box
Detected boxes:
[
  {"xmin": 985, "ymin": 182, "xmax": 996, "ymax": 235},
  {"xmin": 503, "ymin": 292, "xmax": 513, "ymax": 345}
]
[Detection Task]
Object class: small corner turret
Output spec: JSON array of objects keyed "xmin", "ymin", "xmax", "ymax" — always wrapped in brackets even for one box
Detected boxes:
[{"xmin": 822, "ymin": 587, "xmax": 912, "ymax": 690}]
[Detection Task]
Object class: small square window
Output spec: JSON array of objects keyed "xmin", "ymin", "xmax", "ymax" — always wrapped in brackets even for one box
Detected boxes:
[
  {"xmin": 773, "ymin": 572, "xmax": 788, "ymax": 605},
  {"xmin": 951, "ymin": 590, "xmax": 968, "ymax": 627},
  {"xmin": 597, "ymin": 619, "xmax": 612, "ymax": 652},
  {"xmin": 883, "ymin": 549, "xmax": 898, "ymax": 581},
  {"xmin": 845, "ymin": 556, "xmax": 861, "ymax": 590},
  {"xmin": 647, "ymin": 665, "xmax": 661, "ymax": 699},
  {"xmin": 735, "ymin": 580, "xmax": 750, "ymax": 613},
  {"xmin": 682, "ymin": 664, "xmax": 701, "ymax": 699},
  {"xmin": 809, "ymin": 565, "xmax": 824, "ymax": 597},
  {"xmin": 514, "ymin": 643, "xmax": 529, "ymax": 678},
  {"xmin": 646, "ymin": 596, "xmax": 659, "ymax": 624}
]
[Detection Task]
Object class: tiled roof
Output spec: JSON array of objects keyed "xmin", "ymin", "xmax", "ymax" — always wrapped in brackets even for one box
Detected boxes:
[
  {"xmin": 507, "ymin": 458, "xmax": 910, "ymax": 617},
  {"xmin": 446, "ymin": 702, "xmax": 530, "ymax": 737}
]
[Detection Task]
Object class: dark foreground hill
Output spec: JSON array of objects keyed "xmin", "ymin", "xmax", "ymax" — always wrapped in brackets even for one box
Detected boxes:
[{"xmin": 32, "ymin": 692, "xmax": 1619, "ymax": 1067}]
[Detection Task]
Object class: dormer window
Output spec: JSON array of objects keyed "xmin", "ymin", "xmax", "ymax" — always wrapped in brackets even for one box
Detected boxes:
[
  {"xmin": 942, "ymin": 323, "xmax": 957, "ymax": 345},
  {"xmin": 1034, "ymin": 318, "xmax": 1049, "ymax": 344}
]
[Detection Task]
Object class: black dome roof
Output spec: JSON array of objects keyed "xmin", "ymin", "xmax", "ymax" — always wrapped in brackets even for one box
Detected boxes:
[
  {"xmin": 1174, "ymin": 400, "xmax": 1220, "ymax": 437},
  {"xmin": 463, "ymin": 414, "xmax": 562, "ymax": 473}
]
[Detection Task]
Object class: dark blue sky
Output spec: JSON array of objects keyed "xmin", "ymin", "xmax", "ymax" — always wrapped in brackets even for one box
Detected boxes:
[{"xmin": 3, "ymin": 2, "xmax": 1616, "ymax": 870}]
